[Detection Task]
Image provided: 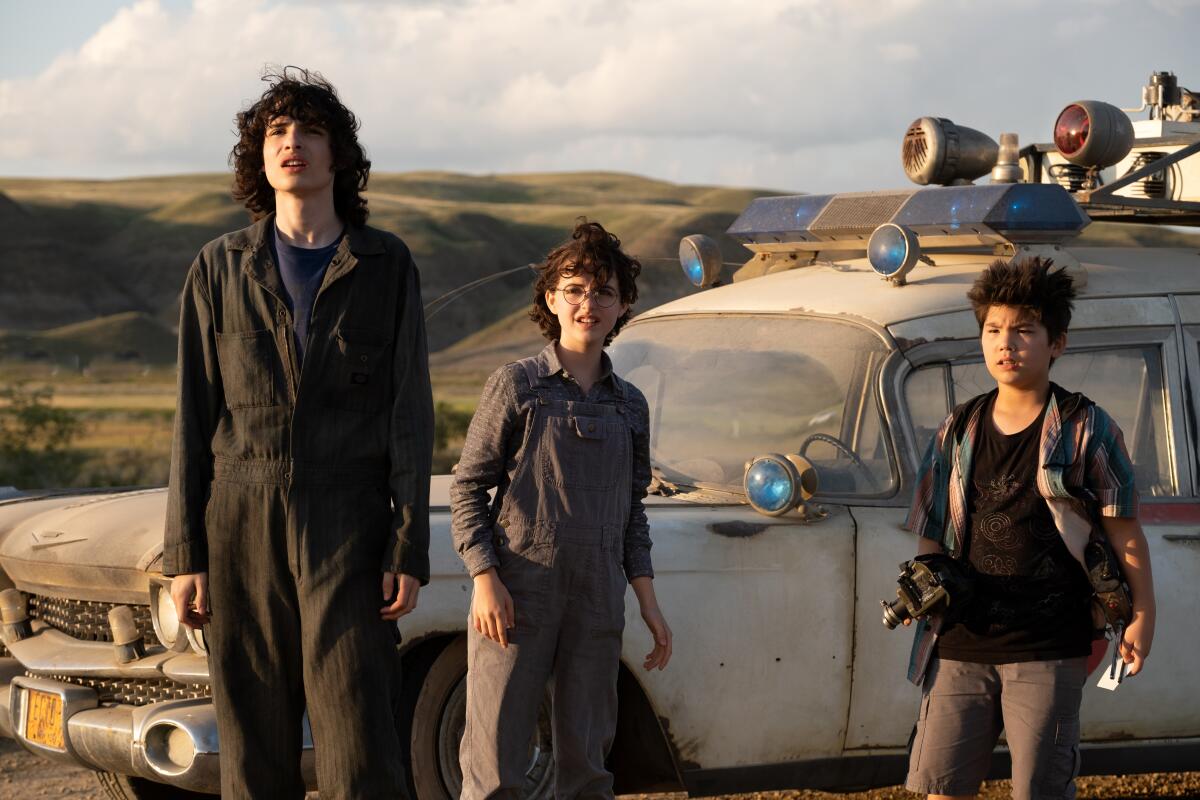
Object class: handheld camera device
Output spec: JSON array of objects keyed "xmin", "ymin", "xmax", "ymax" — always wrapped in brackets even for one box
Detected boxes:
[{"xmin": 880, "ymin": 553, "xmax": 973, "ymax": 630}]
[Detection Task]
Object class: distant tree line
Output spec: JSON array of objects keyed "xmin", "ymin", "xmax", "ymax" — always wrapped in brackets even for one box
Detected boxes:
[
  {"xmin": 0, "ymin": 383, "xmax": 85, "ymax": 488},
  {"xmin": 1, "ymin": 386, "xmax": 477, "ymax": 489}
]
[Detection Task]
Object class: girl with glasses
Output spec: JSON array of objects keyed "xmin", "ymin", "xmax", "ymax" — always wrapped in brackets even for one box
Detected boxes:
[{"xmin": 450, "ymin": 219, "xmax": 673, "ymax": 797}]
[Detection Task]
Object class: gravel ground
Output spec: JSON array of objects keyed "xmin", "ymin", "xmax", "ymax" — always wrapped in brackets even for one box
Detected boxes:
[{"xmin": 3, "ymin": 737, "xmax": 1198, "ymax": 799}]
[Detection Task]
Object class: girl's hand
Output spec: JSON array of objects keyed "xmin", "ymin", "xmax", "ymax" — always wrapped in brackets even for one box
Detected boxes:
[
  {"xmin": 640, "ymin": 603, "xmax": 673, "ymax": 670},
  {"xmin": 471, "ymin": 569, "xmax": 515, "ymax": 648},
  {"xmin": 631, "ymin": 576, "xmax": 672, "ymax": 670}
]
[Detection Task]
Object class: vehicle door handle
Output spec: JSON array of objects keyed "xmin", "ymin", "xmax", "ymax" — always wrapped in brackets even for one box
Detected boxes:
[{"xmin": 1163, "ymin": 534, "xmax": 1200, "ymax": 543}]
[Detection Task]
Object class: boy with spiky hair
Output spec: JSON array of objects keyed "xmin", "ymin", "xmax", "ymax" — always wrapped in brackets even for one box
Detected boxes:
[
  {"xmin": 904, "ymin": 257, "xmax": 1155, "ymax": 800},
  {"xmin": 164, "ymin": 68, "xmax": 433, "ymax": 797}
]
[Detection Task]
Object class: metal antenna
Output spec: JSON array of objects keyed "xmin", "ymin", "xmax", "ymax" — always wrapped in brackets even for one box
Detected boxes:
[
  {"xmin": 423, "ymin": 263, "xmax": 538, "ymax": 320},
  {"xmin": 423, "ymin": 253, "xmax": 747, "ymax": 319}
]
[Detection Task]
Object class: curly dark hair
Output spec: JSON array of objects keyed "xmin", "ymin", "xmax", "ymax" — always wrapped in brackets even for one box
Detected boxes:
[
  {"xmin": 230, "ymin": 67, "xmax": 370, "ymax": 226},
  {"xmin": 967, "ymin": 256, "xmax": 1076, "ymax": 342},
  {"xmin": 529, "ymin": 220, "xmax": 641, "ymax": 346}
]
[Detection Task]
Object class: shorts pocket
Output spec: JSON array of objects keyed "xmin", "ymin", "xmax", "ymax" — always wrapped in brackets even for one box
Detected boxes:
[
  {"xmin": 1039, "ymin": 714, "xmax": 1081, "ymax": 796},
  {"xmin": 323, "ymin": 326, "xmax": 391, "ymax": 413},
  {"xmin": 215, "ymin": 329, "xmax": 280, "ymax": 408}
]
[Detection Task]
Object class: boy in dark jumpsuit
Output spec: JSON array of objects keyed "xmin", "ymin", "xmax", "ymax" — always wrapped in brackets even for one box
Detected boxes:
[
  {"xmin": 163, "ymin": 68, "xmax": 434, "ymax": 799},
  {"xmin": 451, "ymin": 221, "xmax": 673, "ymax": 798}
]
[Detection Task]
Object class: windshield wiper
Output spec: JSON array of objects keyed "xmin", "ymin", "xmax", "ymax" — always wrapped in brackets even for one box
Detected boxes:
[{"xmin": 648, "ymin": 465, "xmax": 684, "ymax": 497}]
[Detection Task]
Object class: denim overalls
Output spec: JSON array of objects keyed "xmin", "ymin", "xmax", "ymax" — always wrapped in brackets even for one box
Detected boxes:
[{"xmin": 453, "ymin": 349, "xmax": 651, "ymax": 799}]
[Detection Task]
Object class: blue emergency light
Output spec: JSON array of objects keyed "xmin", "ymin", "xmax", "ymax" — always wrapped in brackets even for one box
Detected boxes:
[
  {"xmin": 867, "ymin": 223, "xmax": 920, "ymax": 282},
  {"xmin": 679, "ymin": 234, "xmax": 723, "ymax": 288},
  {"xmin": 743, "ymin": 453, "xmax": 818, "ymax": 516},
  {"xmin": 727, "ymin": 183, "xmax": 1090, "ymax": 247}
]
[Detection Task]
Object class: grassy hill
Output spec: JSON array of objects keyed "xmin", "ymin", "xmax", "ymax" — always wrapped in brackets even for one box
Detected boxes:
[
  {"xmin": 4, "ymin": 171, "xmax": 1196, "ymax": 381},
  {"xmin": 0, "ymin": 311, "xmax": 177, "ymax": 367},
  {"xmin": 0, "ymin": 171, "xmax": 772, "ymax": 360}
]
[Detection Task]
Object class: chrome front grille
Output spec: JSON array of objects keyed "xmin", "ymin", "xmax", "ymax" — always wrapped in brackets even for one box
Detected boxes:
[
  {"xmin": 31, "ymin": 672, "xmax": 210, "ymax": 707},
  {"xmin": 26, "ymin": 594, "xmax": 156, "ymax": 649}
]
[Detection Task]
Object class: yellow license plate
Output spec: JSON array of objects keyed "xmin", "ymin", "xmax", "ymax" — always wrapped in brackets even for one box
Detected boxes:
[{"xmin": 24, "ymin": 689, "xmax": 65, "ymax": 750}]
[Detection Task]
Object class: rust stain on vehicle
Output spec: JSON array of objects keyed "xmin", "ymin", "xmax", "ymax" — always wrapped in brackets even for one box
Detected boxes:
[
  {"xmin": 707, "ymin": 520, "xmax": 771, "ymax": 538},
  {"xmin": 658, "ymin": 714, "xmax": 701, "ymax": 772}
]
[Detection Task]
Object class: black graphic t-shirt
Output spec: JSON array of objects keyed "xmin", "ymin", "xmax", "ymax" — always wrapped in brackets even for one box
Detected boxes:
[{"xmin": 937, "ymin": 395, "xmax": 1093, "ymax": 663}]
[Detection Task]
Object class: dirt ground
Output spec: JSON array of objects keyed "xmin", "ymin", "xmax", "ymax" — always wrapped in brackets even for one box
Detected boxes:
[{"xmin": 3, "ymin": 737, "xmax": 1199, "ymax": 799}]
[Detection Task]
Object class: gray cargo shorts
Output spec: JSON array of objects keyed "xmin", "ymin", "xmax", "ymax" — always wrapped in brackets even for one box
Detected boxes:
[{"xmin": 906, "ymin": 656, "xmax": 1087, "ymax": 800}]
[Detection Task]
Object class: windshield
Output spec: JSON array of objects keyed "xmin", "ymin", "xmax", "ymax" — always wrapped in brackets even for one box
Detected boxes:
[{"xmin": 608, "ymin": 315, "xmax": 896, "ymax": 498}]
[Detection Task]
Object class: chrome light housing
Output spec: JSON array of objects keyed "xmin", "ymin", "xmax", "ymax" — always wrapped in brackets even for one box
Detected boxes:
[
  {"xmin": 867, "ymin": 222, "xmax": 921, "ymax": 285},
  {"xmin": 679, "ymin": 234, "xmax": 723, "ymax": 288},
  {"xmin": 902, "ymin": 117, "xmax": 998, "ymax": 186},
  {"xmin": 149, "ymin": 579, "xmax": 190, "ymax": 653},
  {"xmin": 743, "ymin": 453, "xmax": 819, "ymax": 517},
  {"xmin": 1053, "ymin": 100, "xmax": 1134, "ymax": 169}
]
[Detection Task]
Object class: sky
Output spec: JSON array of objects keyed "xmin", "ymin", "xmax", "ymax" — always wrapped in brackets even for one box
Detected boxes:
[{"xmin": 2, "ymin": 0, "xmax": 1199, "ymax": 193}]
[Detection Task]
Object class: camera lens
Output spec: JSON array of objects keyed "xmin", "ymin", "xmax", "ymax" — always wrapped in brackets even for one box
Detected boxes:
[{"xmin": 881, "ymin": 598, "xmax": 911, "ymax": 629}]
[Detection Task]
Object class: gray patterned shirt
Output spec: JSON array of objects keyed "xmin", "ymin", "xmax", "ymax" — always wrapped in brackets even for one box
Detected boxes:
[{"xmin": 450, "ymin": 343, "xmax": 654, "ymax": 581}]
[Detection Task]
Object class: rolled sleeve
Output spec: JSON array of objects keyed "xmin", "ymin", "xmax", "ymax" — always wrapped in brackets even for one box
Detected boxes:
[
  {"xmin": 1086, "ymin": 406, "xmax": 1139, "ymax": 519},
  {"xmin": 163, "ymin": 261, "xmax": 222, "ymax": 576},
  {"xmin": 383, "ymin": 258, "xmax": 435, "ymax": 583},
  {"xmin": 905, "ymin": 414, "xmax": 952, "ymax": 543},
  {"xmin": 623, "ymin": 387, "xmax": 654, "ymax": 581},
  {"xmin": 449, "ymin": 366, "xmax": 520, "ymax": 577}
]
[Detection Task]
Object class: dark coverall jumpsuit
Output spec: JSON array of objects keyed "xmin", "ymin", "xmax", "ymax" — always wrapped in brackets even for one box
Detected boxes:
[
  {"xmin": 450, "ymin": 344, "xmax": 654, "ymax": 799},
  {"xmin": 162, "ymin": 214, "xmax": 434, "ymax": 799}
]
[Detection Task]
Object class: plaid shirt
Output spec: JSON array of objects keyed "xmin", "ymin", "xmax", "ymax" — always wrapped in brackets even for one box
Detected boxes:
[{"xmin": 904, "ymin": 383, "xmax": 1138, "ymax": 684}]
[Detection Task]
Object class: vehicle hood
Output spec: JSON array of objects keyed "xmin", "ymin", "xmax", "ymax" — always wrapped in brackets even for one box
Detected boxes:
[
  {"xmin": 0, "ymin": 474, "xmax": 698, "ymax": 605},
  {"xmin": 0, "ymin": 488, "xmax": 167, "ymax": 603}
]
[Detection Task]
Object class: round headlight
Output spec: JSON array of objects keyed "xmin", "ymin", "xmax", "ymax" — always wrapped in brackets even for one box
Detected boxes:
[
  {"xmin": 186, "ymin": 623, "xmax": 208, "ymax": 655},
  {"xmin": 151, "ymin": 582, "xmax": 189, "ymax": 653},
  {"xmin": 868, "ymin": 223, "xmax": 920, "ymax": 284}
]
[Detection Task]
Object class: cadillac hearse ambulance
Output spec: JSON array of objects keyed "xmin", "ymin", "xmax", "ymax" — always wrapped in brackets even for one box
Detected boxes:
[{"xmin": 1, "ymin": 71, "xmax": 1199, "ymax": 798}]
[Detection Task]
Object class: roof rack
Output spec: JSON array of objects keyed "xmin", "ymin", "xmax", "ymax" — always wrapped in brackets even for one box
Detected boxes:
[{"xmin": 1066, "ymin": 138, "xmax": 1200, "ymax": 225}]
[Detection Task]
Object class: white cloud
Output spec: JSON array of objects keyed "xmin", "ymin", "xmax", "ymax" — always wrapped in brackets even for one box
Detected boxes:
[
  {"xmin": 1, "ymin": 0, "xmax": 1198, "ymax": 192},
  {"xmin": 880, "ymin": 43, "xmax": 919, "ymax": 62}
]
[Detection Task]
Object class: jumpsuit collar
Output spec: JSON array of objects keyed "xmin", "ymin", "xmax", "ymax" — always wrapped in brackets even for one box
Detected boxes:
[{"xmin": 228, "ymin": 213, "xmax": 387, "ymax": 304}]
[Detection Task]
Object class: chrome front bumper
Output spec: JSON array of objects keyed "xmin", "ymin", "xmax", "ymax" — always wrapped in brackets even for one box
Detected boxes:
[{"xmin": 0, "ymin": 652, "xmax": 316, "ymax": 793}]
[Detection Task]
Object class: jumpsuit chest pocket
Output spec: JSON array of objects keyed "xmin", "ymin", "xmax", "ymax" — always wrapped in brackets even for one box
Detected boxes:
[
  {"xmin": 322, "ymin": 326, "xmax": 392, "ymax": 413},
  {"xmin": 215, "ymin": 329, "xmax": 280, "ymax": 409},
  {"xmin": 538, "ymin": 401, "xmax": 629, "ymax": 491}
]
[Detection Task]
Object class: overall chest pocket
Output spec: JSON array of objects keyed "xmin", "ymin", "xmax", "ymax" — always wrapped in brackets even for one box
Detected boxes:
[
  {"xmin": 215, "ymin": 329, "xmax": 280, "ymax": 409},
  {"xmin": 322, "ymin": 326, "xmax": 391, "ymax": 413},
  {"xmin": 539, "ymin": 403, "xmax": 629, "ymax": 491}
]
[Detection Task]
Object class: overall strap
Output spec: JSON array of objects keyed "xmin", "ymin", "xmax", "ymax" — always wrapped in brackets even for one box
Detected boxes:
[{"xmin": 517, "ymin": 357, "xmax": 549, "ymax": 404}]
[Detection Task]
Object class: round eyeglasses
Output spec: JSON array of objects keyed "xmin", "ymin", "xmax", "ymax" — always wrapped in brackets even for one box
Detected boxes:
[{"xmin": 555, "ymin": 285, "xmax": 619, "ymax": 308}]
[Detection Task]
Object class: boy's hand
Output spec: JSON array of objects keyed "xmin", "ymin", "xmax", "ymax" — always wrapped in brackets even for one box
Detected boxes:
[
  {"xmin": 471, "ymin": 569, "xmax": 515, "ymax": 648},
  {"xmin": 170, "ymin": 572, "xmax": 210, "ymax": 629},
  {"xmin": 1100, "ymin": 516, "xmax": 1156, "ymax": 678},
  {"xmin": 1120, "ymin": 609, "xmax": 1155, "ymax": 676},
  {"xmin": 380, "ymin": 572, "xmax": 421, "ymax": 620}
]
